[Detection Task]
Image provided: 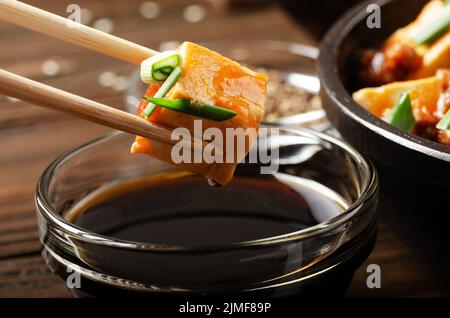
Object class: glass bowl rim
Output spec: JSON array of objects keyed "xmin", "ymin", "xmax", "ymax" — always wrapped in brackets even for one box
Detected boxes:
[{"xmin": 35, "ymin": 125, "xmax": 378, "ymax": 252}]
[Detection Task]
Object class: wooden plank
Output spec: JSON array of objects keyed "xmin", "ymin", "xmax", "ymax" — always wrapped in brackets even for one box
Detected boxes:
[{"xmin": 0, "ymin": 255, "xmax": 71, "ymax": 298}]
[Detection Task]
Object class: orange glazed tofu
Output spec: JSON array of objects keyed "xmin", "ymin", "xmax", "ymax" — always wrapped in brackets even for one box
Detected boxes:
[{"xmin": 131, "ymin": 42, "xmax": 268, "ymax": 185}]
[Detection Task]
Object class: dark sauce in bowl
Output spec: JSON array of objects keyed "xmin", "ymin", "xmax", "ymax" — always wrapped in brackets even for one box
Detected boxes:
[
  {"xmin": 44, "ymin": 171, "xmax": 376, "ymax": 298},
  {"xmin": 68, "ymin": 173, "xmax": 346, "ymax": 246}
]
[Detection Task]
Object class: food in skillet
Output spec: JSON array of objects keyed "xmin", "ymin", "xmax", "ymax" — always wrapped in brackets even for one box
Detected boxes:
[
  {"xmin": 131, "ymin": 42, "xmax": 268, "ymax": 185},
  {"xmin": 354, "ymin": 69, "xmax": 450, "ymax": 145},
  {"xmin": 360, "ymin": 0, "xmax": 450, "ymax": 84},
  {"xmin": 355, "ymin": 0, "xmax": 450, "ymax": 146}
]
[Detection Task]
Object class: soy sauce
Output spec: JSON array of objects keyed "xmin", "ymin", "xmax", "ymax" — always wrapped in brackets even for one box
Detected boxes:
[
  {"xmin": 67, "ymin": 173, "xmax": 346, "ymax": 246},
  {"xmin": 47, "ymin": 171, "xmax": 375, "ymax": 298}
]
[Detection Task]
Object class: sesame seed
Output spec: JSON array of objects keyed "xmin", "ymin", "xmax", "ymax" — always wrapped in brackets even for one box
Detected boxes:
[
  {"xmin": 80, "ymin": 8, "xmax": 94, "ymax": 25},
  {"xmin": 93, "ymin": 18, "xmax": 114, "ymax": 33},
  {"xmin": 98, "ymin": 71, "xmax": 117, "ymax": 87},
  {"xmin": 183, "ymin": 5, "xmax": 206, "ymax": 23},
  {"xmin": 139, "ymin": 1, "xmax": 161, "ymax": 19},
  {"xmin": 159, "ymin": 41, "xmax": 181, "ymax": 51},
  {"xmin": 112, "ymin": 76, "xmax": 129, "ymax": 91},
  {"xmin": 41, "ymin": 60, "xmax": 61, "ymax": 77}
]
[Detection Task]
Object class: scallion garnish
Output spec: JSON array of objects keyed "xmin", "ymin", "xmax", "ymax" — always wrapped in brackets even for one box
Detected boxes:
[
  {"xmin": 388, "ymin": 92, "xmax": 416, "ymax": 132},
  {"xmin": 437, "ymin": 109, "xmax": 450, "ymax": 130},
  {"xmin": 142, "ymin": 66, "xmax": 182, "ymax": 117},
  {"xmin": 143, "ymin": 97, "xmax": 238, "ymax": 121},
  {"xmin": 140, "ymin": 51, "xmax": 182, "ymax": 84},
  {"xmin": 411, "ymin": 4, "xmax": 450, "ymax": 44}
]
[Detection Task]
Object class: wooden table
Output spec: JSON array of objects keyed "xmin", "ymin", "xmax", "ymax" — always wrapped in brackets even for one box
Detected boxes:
[{"xmin": 1, "ymin": 0, "xmax": 449, "ymax": 298}]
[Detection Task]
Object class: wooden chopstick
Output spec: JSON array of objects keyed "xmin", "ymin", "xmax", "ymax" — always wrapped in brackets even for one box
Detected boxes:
[
  {"xmin": 0, "ymin": 2, "xmax": 212, "ymax": 152},
  {"xmin": 0, "ymin": 68, "xmax": 178, "ymax": 146},
  {"xmin": 0, "ymin": 0, "xmax": 158, "ymax": 65}
]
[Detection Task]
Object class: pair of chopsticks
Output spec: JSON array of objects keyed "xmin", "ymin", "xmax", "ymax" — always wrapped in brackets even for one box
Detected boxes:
[{"xmin": 0, "ymin": 0, "xmax": 180, "ymax": 146}]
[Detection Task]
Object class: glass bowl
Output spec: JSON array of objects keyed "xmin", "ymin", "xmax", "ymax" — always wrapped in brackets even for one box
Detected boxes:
[
  {"xmin": 125, "ymin": 39, "xmax": 329, "ymax": 131},
  {"xmin": 35, "ymin": 125, "xmax": 378, "ymax": 298}
]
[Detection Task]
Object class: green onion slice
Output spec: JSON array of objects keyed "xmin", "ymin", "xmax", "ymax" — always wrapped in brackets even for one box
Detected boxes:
[
  {"xmin": 140, "ymin": 51, "xmax": 182, "ymax": 84},
  {"xmin": 142, "ymin": 66, "xmax": 182, "ymax": 117},
  {"xmin": 437, "ymin": 109, "xmax": 450, "ymax": 130},
  {"xmin": 142, "ymin": 97, "xmax": 238, "ymax": 121},
  {"xmin": 388, "ymin": 92, "xmax": 416, "ymax": 132},
  {"xmin": 411, "ymin": 4, "xmax": 450, "ymax": 44}
]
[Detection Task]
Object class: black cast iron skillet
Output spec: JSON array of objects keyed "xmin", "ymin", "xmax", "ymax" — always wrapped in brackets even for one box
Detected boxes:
[{"xmin": 317, "ymin": 0, "xmax": 450, "ymax": 189}]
